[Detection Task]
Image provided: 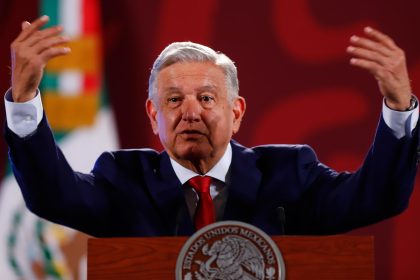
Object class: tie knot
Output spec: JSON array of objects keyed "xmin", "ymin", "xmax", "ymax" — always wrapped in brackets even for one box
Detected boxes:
[{"xmin": 188, "ymin": 176, "xmax": 212, "ymax": 194}]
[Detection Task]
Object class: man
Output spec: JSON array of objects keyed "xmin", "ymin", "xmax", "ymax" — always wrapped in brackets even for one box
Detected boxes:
[{"xmin": 4, "ymin": 16, "xmax": 419, "ymax": 237}]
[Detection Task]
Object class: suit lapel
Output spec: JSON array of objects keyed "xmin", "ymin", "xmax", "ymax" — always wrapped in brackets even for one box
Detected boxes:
[
  {"xmin": 144, "ymin": 142, "xmax": 262, "ymax": 235},
  {"xmin": 144, "ymin": 152, "xmax": 194, "ymax": 236},
  {"xmin": 223, "ymin": 141, "xmax": 262, "ymax": 222}
]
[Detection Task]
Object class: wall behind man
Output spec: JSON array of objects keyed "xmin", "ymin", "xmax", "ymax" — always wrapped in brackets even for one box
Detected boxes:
[{"xmin": 1, "ymin": 0, "xmax": 419, "ymax": 279}]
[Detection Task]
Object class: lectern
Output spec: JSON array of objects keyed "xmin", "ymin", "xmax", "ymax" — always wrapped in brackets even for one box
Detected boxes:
[{"xmin": 88, "ymin": 235, "xmax": 374, "ymax": 279}]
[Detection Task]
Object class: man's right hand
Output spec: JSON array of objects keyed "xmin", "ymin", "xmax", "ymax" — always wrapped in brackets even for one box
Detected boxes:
[{"xmin": 10, "ymin": 15, "xmax": 71, "ymax": 102}]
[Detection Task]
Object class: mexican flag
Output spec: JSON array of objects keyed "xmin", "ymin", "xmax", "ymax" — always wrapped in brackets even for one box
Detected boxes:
[{"xmin": 0, "ymin": 0, "xmax": 118, "ymax": 279}]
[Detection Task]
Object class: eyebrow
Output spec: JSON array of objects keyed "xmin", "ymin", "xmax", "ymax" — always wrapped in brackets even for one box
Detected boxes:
[
  {"xmin": 196, "ymin": 85, "xmax": 218, "ymax": 93},
  {"xmin": 163, "ymin": 85, "xmax": 219, "ymax": 94},
  {"xmin": 163, "ymin": 86, "xmax": 182, "ymax": 93}
]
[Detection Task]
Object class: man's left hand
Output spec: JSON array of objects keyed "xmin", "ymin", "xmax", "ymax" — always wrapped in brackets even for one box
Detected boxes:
[{"xmin": 347, "ymin": 27, "xmax": 412, "ymax": 110}]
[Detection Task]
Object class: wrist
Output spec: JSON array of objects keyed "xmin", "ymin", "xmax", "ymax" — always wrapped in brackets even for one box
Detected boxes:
[
  {"xmin": 385, "ymin": 95, "xmax": 417, "ymax": 111},
  {"xmin": 11, "ymin": 90, "xmax": 37, "ymax": 103}
]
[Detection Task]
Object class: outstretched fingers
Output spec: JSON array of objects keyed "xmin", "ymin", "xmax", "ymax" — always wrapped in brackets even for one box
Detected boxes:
[
  {"xmin": 32, "ymin": 34, "xmax": 70, "ymax": 55},
  {"xmin": 347, "ymin": 46, "xmax": 387, "ymax": 68},
  {"xmin": 10, "ymin": 15, "xmax": 71, "ymax": 102},
  {"xmin": 346, "ymin": 27, "xmax": 412, "ymax": 109},
  {"xmin": 15, "ymin": 15, "xmax": 50, "ymax": 43},
  {"xmin": 347, "ymin": 27, "xmax": 405, "ymax": 76},
  {"xmin": 25, "ymin": 25, "xmax": 65, "ymax": 48},
  {"xmin": 363, "ymin": 27, "xmax": 398, "ymax": 51},
  {"xmin": 39, "ymin": 45, "xmax": 71, "ymax": 62},
  {"xmin": 348, "ymin": 35, "xmax": 393, "ymax": 57}
]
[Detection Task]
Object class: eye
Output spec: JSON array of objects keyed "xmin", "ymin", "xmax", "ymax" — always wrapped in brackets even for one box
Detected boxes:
[
  {"xmin": 167, "ymin": 96, "xmax": 182, "ymax": 103},
  {"xmin": 200, "ymin": 95, "xmax": 215, "ymax": 103},
  {"xmin": 165, "ymin": 96, "xmax": 183, "ymax": 108}
]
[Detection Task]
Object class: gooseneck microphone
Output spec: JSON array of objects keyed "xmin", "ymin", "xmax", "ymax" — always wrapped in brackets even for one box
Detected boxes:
[{"xmin": 276, "ymin": 206, "xmax": 286, "ymax": 235}]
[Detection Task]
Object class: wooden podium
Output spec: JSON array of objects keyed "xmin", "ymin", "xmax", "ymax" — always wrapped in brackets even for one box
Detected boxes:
[{"xmin": 88, "ymin": 235, "xmax": 374, "ymax": 279}]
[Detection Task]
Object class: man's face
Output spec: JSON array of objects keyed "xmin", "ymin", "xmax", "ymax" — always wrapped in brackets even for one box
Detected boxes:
[{"xmin": 146, "ymin": 61, "xmax": 245, "ymax": 169}]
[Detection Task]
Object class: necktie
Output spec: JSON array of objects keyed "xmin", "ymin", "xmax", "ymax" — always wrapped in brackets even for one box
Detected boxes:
[{"xmin": 188, "ymin": 176, "xmax": 215, "ymax": 230}]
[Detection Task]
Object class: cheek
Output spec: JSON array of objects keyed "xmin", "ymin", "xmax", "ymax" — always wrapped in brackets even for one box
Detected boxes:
[
  {"xmin": 207, "ymin": 110, "xmax": 234, "ymax": 135},
  {"xmin": 157, "ymin": 112, "xmax": 178, "ymax": 136},
  {"xmin": 155, "ymin": 113, "xmax": 167, "ymax": 138}
]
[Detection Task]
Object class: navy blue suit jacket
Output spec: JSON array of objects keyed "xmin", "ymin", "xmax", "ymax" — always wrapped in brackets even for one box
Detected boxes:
[{"xmin": 5, "ymin": 115, "xmax": 419, "ymax": 237}]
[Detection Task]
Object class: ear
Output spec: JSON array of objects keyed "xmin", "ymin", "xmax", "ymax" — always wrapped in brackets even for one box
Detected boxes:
[
  {"xmin": 232, "ymin": 97, "xmax": 246, "ymax": 134},
  {"xmin": 145, "ymin": 99, "xmax": 159, "ymax": 135}
]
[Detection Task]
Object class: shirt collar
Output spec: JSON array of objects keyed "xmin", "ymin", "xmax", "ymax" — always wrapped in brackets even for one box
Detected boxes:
[{"xmin": 170, "ymin": 143, "xmax": 232, "ymax": 184}]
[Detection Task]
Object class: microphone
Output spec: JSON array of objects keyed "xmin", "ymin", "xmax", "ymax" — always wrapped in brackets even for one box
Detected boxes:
[{"xmin": 276, "ymin": 206, "xmax": 286, "ymax": 235}]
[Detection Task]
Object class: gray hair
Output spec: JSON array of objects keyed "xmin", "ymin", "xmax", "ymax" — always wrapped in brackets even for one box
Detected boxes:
[{"xmin": 148, "ymin": 42, "xmax": 239, "ymax": 103}]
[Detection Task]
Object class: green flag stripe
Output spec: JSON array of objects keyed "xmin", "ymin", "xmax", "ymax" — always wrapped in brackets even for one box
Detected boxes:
[
  {"xmin": 40, "ymin": 0, "xmax": 59, "ymax": 93},
  {"xmin": 40, "ymin": 0, "xmax": 59, "ymax": 28},
  {"xmin": 7, "ymin": 208, "xmax": 24, "ymax": 277},
  {"xmin": 40, "ymin": 72, "xmax": 59, "ymax": 92},
  {"xmin": 36, "ymin": 220, "xmax": 62, "ymax": 278},
  {"xmin": 39, "ymin": 0, "xmax": 68, "ymax": 139}
]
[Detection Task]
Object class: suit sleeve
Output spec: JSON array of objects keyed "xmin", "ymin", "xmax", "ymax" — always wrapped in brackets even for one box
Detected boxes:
[
  {"xmin": 289, "ymin": 115, "xmax": 419, "ymax": 234},
  {"xmin": 4, "ymin": 114, "xmax": 117, "ymax": 236}
]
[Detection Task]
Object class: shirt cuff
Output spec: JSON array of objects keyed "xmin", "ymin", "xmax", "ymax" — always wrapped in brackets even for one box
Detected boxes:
[
  {"xmin": 382, "ymin": 97, "xmax": 419, "ymax": 139},
  {"xmin": 4, "ymin": 88, "xmax": 44, "ymax": 137}
]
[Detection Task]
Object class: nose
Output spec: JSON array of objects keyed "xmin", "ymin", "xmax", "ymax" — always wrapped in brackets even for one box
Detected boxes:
[{"xmin": 182, "ymin": 97, "xmax": 202, "ymax": 122}]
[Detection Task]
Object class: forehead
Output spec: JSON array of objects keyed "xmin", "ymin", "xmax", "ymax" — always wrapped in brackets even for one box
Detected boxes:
[{"xmin": 156, "ymin": 62, "xmax": 227, "ymax": 90}]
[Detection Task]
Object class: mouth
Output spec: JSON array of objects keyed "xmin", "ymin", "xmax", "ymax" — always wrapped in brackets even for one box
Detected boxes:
[{"xmin": 178, "ymin": 130, "xmax": 206, "ymax": 139}]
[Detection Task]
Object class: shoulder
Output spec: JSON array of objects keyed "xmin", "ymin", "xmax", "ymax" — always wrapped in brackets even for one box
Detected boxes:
[
  {"xmin": 230, "ymin": 141, "xmax": 320, "ymax": 178},
  {"xmin": 230, "ymin": 141, "xmax": 322, "ymax": 189},
  {"xmin": 232, "ymin": 140, "xmax": 317, "ymax": 161},
  {"xmin": 93, "ymin": 148, "xmax": 163, "ymax": 178},
  {"xmin": 254, "ymin": 143, "xmax": 315, "ymax": 155},
  {"xmin": 99, "ymin": 148, "xmax": 161, "ymax": 161}
]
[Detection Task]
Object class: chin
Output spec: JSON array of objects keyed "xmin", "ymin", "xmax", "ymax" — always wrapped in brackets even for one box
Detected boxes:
[{"xmin": 175, "ymin": 144, "xmax": 213, "ymax": 161}]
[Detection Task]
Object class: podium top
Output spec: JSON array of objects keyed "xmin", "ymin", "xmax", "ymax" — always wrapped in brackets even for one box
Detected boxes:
[{"xmin": 88, "ymin": 235, "xmax": 374, "ymax": 280}]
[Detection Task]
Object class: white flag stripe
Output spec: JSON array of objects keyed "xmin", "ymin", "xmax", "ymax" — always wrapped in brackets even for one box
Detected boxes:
[
  {"xmin": 58, "ymin": 71, "xmax": 83, "ymax": 96},
  {"xmin": 60, "ymin": 0, "xmax": 82, "ymax": 37}
]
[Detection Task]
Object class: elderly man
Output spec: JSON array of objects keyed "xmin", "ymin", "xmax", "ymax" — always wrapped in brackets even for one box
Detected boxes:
[{"xmin": 4, "ymin": 16, "xmax": 419, "ymax": 237}]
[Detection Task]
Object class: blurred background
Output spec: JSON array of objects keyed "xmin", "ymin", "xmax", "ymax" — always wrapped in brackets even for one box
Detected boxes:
[{"xmin": 1, "ymin": 0, "xmax": 420, "ymax": 279}]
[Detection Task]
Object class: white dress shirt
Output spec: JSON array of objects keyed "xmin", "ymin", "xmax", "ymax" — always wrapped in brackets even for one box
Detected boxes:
[
  {"xmin": 170, "ymin": 143, "xmax": 232, "ymax": 220},
  {"xmin": 170, "ymin": 143, "xmax": 232, "ymax": 199}
]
